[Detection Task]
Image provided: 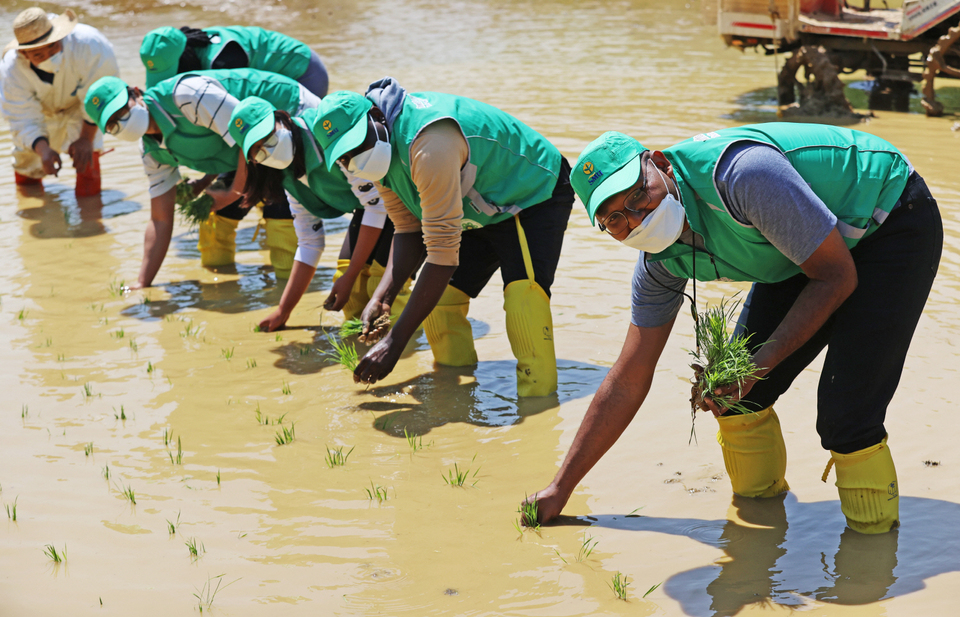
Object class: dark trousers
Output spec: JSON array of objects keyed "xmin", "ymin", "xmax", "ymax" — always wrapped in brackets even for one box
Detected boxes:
[
  {"xmin": 735, "ymin": 172, "xmax": 942, "ymax": 453},
  {"xmin": 215, "ymin": 171, "xmax": 293, "ymax": 221},
  {"xmin": 346, "ymin": 209, "xmax": 397, "ymax": 267},
  {"xmin": 450, "ymin": 157, "xmax": 574, "ymax": 298}
]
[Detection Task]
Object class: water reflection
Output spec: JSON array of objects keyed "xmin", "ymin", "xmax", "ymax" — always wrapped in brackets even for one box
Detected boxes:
[
  {"xmin": 15, "ymin": 186, "xmax": 140, "ymax": 239},
  {"xmin": 358, "ymin": 359, "xmax": 608, "ymax": 435},
  {"xmin": 587, "ymin": 493, "xmax": 958, "ymax": 615}
]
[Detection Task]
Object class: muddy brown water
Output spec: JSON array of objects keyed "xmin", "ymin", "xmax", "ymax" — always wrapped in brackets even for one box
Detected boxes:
[{"xmin": 2, "ymin": 0, "xmax": 960, "ymax": 615}]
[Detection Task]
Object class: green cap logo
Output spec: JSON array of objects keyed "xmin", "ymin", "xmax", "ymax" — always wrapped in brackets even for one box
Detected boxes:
[{"xmin": 314, "ymin": 91, "xmax": 373, "ymax": 170}]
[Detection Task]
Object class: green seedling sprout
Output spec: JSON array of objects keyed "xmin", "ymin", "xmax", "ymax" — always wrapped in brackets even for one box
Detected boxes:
[
  {"xmin": 339, "ymin": 318, "xmax": 364, "ymax": 338},
  {"xmin": 517, "ymin": 496, "xmax": 540, "ymax": 532},
  {"xmin": 275, "ymin": 333, "xmax": 282, "ymax": 342},
  {"xmin": 275, "ymin": 423, "xmax": 296, "ymax": 446},
  {"xmin": 185, "ymin": 537, "xmax": 205, "ymax": 561},
  {"xmin": 17, "ymin": 308, "xmax": 27, "ymax": 321},
  {"xmin": 643, "ymin": 582, "xmax": 662, "ymax": 598},
  {"xmin": 101, "ymin": 464, "xmax": 110, "ymax": 481},
  {"xmin": 193, "ymin": 573, "xmax": 237, "ymax": 613},
  {"xmin": 321, "ymin": 331, "xmax": 359, "ymax": 371},
  {"xmin": 84, "ymin": 442, "xmax": 93, "ymax": 457},
  {"xmin": 553, "ymin": 548, "xmax": 568, "ymax": 564},
  {"xmin": 221, "ymin": 347, "xmax": 234, "ymax": 360},
  {"xmin": 175, "ymin": 177, "xmax": 222, "ymax": 228},
  {"xmin": 167, "ymin": 511, "xmax": 181, "ymax": 535},
  {"xmin": 325, "ymin": 445, "xmax": 355, "ymax": 468},
  {"xmin": 404, "ymin": 428, "xmax": 430, "ymax": 452},
  {"xmin": 57, "ymin": 352, "xmax": 65, "ymax": 362},
  {"xmin": 364, "ymin": 481, "xmax": 388, "ymax": 503},
  {"xmin": 610, "ymin": 571, "xmax": 630, "ymax": 600},
  {"xmin": 82, "ymin": 382, "xmax": 93, "ymax": 398},
  {"xmin": 129, "ymin": 339, "xmax": 138, "ymax": 352},
  {"xmin": 43, "ymin": 544, "xmax": 66, "ymax": 564},
  {"xmin": 169, "ymin": 436, "xmax": 183, "ymax": 465},
  {"xmin": 281, "ymin": 380, "xmax": 292, "ymax": 395},
  {"xmin": 216, "ymin": 469, "xmax": 221, "ymax": 486},
  {"xmin": 21, "ymin": 405, "xmax": 27, "ymax": 419},
  {"xmin": 442, "ymin": 462, "xmax": 480, "ymax": 487},
  {"xmin": 5, "ymin": 497, "xmax": 17, "ymax": 521},
  {"xmin": 114, "ymin": 405, "xmax": 127, "ymax": 421},
  {"xmin": 116, "ymin": 482, "xmax": 136, "ymax": 505},
  {"xmin": 107, "ymin": 279, "xmax": 126, "ymax": 298},
  {"xmin": 246, "ymin": 358, "xmax": 257, "ymax": 369},
  {"xmin": 688, "ymin": 298, "xmax": 765, "ymax": 441},
  {"xmin": 146, "ymin": 361, "xmax": 154, "ymax": 374},
  {"xmin": 577, "ymin": 532, "xmax": 598, "ymax": 562},
  {"xmin": 111, "ymin": 327, "xmax": 124, "ymax": 339}
]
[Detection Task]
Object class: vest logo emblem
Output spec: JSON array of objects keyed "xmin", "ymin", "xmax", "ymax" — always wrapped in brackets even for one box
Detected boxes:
[
  {"xmin": 582, "ymin": 162, "xmax": 594, "ymax": 175},
  {"xmin": 461, "ymin": 219, "xmax": 483, "ymax": 230},
  {"xmin": 147, "ymin": 60, "xmax": 155, "ymax": 70}
]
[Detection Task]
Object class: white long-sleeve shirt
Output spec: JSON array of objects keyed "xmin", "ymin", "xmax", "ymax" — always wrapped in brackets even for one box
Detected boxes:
[{"xmin": 0, "ymin": 22, "xmax": 119, "ymax": 151}]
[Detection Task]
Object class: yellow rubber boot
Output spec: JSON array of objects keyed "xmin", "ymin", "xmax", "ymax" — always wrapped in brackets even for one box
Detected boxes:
[
  {"xmin": 823, "ymin": 437, "xmax": 899, "ymax": 534},
  {"xmin": 423, "ymin": 285, "xmax": 477, "ymax": 366},
  {"xmin": 504, "ymin": 279, "xmax": 558, "ymax": 397},
  {"xmin": 197, "ymin": 214, "xmax": 240, "ymax": 267},
  {"xmin": 716, "ymin": 407, "xmax": 790, "ymax": 498},
  {"xmin": 264, "ymin": 218, "xmax": 298, "ymax": 280},
  {"xmin": 366, "ymin": 261, "xmax": 413, "ymax": 323},
  {"xmin": 334, "ymin": 258, "xmax": 371, "ymax": 321}
]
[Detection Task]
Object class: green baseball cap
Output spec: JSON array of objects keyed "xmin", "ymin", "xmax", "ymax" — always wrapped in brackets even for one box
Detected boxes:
[
  {"xmin": 140, "ymin": 27, "xmax": 187, "ymax": 88},
  {"xmin": 229, "ymin": 97, "xmax": 278, "ymax": 160},
  {"xmin": 313, "ymin": 91, "xmax": 373, "ymax": 170},
  {"xmin": 571, "ymin": 131, "xmax": 649, "ymax": 225},
  {"xmin": 84, "ymin": 76, "xmax": 130, "ymax": 134}
]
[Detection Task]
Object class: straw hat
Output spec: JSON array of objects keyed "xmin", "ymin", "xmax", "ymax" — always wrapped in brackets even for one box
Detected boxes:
[{"xmin": 6, "ymin": 8, "xmax": 77, "ymax": 54}]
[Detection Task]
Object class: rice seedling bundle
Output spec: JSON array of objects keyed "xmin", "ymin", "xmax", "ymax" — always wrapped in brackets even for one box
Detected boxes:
[{"xmin": 175, "ymin": 177, "xmax": 227, "ymax": 228}]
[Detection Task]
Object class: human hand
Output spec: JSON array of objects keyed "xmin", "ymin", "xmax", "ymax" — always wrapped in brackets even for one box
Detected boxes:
[
  {"xmin": 702, "ymin": 373, "xmax": 762, "ymax": 417},
  {"xmin": 129, "ymin": 280, "xmax": 147, "ymax": 291},
  {"xmin": 353, "ymin": 333, "xmax": 403, "ymax": 385},
  {"xmin": 358, "ymin": 298, "xmax": 392, "ymax": 345},
  {"xmin": 258, "ymin": 308, "xmax": 289, "ymax": 333},
  {"xmin": 67, "ymin": 137, "xmax": 93, "ymax": 174},
  {"xmin": 205, "ymin": 187, "xmax": 241, "ymax": 213},
  {"xmin": 522, "ymin": 483, "xmax": 569, "ymax": 526},
  {"xmin": 323, "ymin": 275, "xmax": 355, "ymax": 312},
  {"xmin": 36, "ymin": 141, "xmax": 62, "ymax": 176}
]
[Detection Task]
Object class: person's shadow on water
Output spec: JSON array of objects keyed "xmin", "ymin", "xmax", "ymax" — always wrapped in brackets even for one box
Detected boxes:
[
  {"xmin": 15, "ymin": 184, "xmax": 140, "ymax": 239},
  {"xmin": 575, "ymin": 492, "xmax": 956, "ymax": 616},
  {"xmin": 355, "ymin": 358, "xmax": 609, "ymax": 437}
]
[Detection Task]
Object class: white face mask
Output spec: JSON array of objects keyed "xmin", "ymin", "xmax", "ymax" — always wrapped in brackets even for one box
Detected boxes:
[
  {"xmin": 256, "ymin": 126, "xmax": 295, "ymax": 170},
  {"xmin": 621, "ymin": 166, "xmax": 685, "ymax": 253},
  {"xmin": 36, "ymin": 49, "xmax": 63, "ymax": 73},
  {"xmin": 113, "ymin": 103, "xmax": 150, "ymax": 142},
  {"xmin": 348, "ymin": 125, "xmax": 392, "ymax": 181}
]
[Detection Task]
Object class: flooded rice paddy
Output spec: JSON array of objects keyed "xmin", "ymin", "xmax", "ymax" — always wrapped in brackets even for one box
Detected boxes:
[{"xmin": 2, "ymin": 0, "xmax": 960, "ymax": 614}]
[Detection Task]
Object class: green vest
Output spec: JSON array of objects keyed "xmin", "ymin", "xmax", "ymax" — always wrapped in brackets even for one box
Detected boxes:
[
  {"xmin": 142, "ymin": 69, "xmax": 303, "ymax": 175},
  {"xmin": 282, "ymin": 110, "xmax": 360, "ymax": 219},
  {"xmin": 649, "ymin": 123, "xmax": 911, "ymax": 283},
  {"xmin": 375, "ymin": 92, "xmax": 561, "ymax": 230},
  {"xmin": 200, "ymin": 27, "xmax": 310, "ymax": 82}
]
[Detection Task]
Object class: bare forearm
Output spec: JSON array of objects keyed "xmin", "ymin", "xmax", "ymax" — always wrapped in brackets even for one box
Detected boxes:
[
  {"xmin": 276, "ymin": 261, "xmax": 316, "ymax": 316},
  {"xmin": 373, "ymin": 232, "xmax": 425, "ymax": 306},
  {"xmin": 80, "ymin": 121, "xmax": 98, "ymax": 143},
  {"xmin": 391, "ymin": 262, "xmax": 456, "ymax": 346},
  {"xmin": 139, "ymin": 190, "xmax": 177, "ymax": 287},
  {"xmin": 343, "ymin": 223, "xmax": 381, "ymax": 283}
]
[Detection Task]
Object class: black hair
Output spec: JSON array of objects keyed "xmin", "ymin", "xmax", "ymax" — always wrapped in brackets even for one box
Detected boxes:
[
  {"xmin": 242, "ymin": 111, "xmax": 305, "ymax": 206},
  {"xmin": 176, "ymin": 27, "xmax": 210, "ymax": 73}
]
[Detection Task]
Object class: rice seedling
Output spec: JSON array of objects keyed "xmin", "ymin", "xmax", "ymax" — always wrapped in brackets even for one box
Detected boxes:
[
  {"xmin": 41, "ymin": 336, "xmax": 52, "ymax": 347},
  {"xmin": 216, "ymin": 469, "xmax": 221, "ymax": 486},
  {"xmin": 281, "ymin": 381, "xmax": 292, "ymax": 395},
  {"xmin": 576, "ymin": 532, "xmax": 599, "ymax": 562},
  {"xmin": 169, "ymin": 436, "xmax": 183, "ymax": 465},
  {"xmin": 610, "ymin": 572, "xmax": 630, "ymax": 600},
  {"xmin": 181, "ymin": 320, "xmax": 199, "ymax": 338},
  {"xmin": 442, "ymin": 461, "xmax": 480, "ymax": 487},
  {"xmin": 108, "ymin": 279, "xmax": 126, "ymax": 298},
  {"xmin": 339, "ymin": 318, "xmax": 364, "ymax": 338},
  {"xmin": 101, "ymin": 464, "xmax": 110, "ymax": 481},
  {"xmin": 129, "ymin": 339, "xmax": 138, "ymax": 353},
  {"xmin": 193, "ymin": 573, "xmax": 237, "ymax": 613},
  {"xmin": 252, "ymin": 324, "xmax": 261, "ymax": 332},
  {"xmin": 274, "ymin": 423, "xmax": 296, "ymax": 446},
  {"xmin": 17, "ymin": 308, "xmax": 27, "ymax": 321},
  {"xmin": 185, "ymin": 537, "xmax": 205, "ymax": 561},
  {"xmin": 254, "ymin": 405, "xmax": 286, "ymax": 426},
  {"xmin": 82, "ymin": 382, "xmax": 94, "ymax": 399},
  {"xmin": 111, "ymin": 327, "xmax": 125, "ymax": 339},
  {"xmin": 21, "ymin": 404, "xmax": 27, "ymax": 419},
  {"xmin": 298, "ymin": 345, "xmax": 312, "ymax": 356},
  {"xmin": 162, "ymin": 427, "xmax": 172, "ymax": 447},
  {"xmin": 321, "ymin": 332, "xmax": 359, "ymax": 371},
  {"xmin": 43, "ymin": 544, "xmax": 66, "ymax": 564},
  {"xmin": 517, "ymin": 496, "xmax": 540, "ymax": 531},
  {"xmin": 275, "ymin": 333, "xmax": 283, "ymax": 342},
  {"xmin": 221, "ymin": 347, "xmax": 234, "ymax": 360},
  {"xmin": 84, "ymin": 442, "xmax": 93, "ymax": 457},
  {"xmin": 553, "ymin": 548, "xmax": 568, "ymax": 564},
  {"xmin": 643, "ymin": 582, "xmax": 662, "ymax": 598},
  {"xmin": 5, "ymin": 497, "xmax": 17, "ymax": 521},
  {"xmin": 167, "ymin": 511, "xmax": 180, "ymax": 535},
  {"xmin": 246, "ymin": 358, "xmax": 257, "ymax": 369},
  {"xmin": 114, "ymin": 405, "xmax": 126, "ymax": 421},
  {"xmin": 324, "ymin": 445, "xmax": 355, "ymax": 468},
  {"xmin": 363, "ymin": 481, "xmax": 388, "ymax": 502},
  {"xmin": 146, "ymin": 361, "xmax": 154, "ymax": 374},
  {"xmin": 57, "ymin": 352, "xmax": 65, "ymax": 362},
  {"xmin": 404, "ymin": 428, "xmax": 430, "ymax": 452},
  {"xmin": 688, "ymin": 298, "xmax": 763, "ymax": 421},
  {"xmin": 116, "ymin": 482, "xmax": 136, "ymax": 505},
  {"xmin": 175, "ymin": 178, "xmax": 219, "ymax": 228}
]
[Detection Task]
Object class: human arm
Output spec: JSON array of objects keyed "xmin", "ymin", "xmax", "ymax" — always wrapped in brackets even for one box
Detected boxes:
[
  {"xmin": 133, "ymin": 186, "xmax": 177, "ymax": 289},
  {"xmin": 32, "ymin": 137, "xmax": 62, "ymax": 176},
  {"xmin": 258, "ymin": 193, "xmax": 326, "ymax": 331},
  {"xmin": 0, "ymin": 52, "xmax": 51, "ymax": 154},
  {"xmin": 526, "ymin": 318, "xmax": 676, "ymax": 523},
  {"xmin": 205, "ymin": 152, "xmax": 248, "ymax": 211},
  {"xmin": 324, "ymin": 222, "xmax": 381, "ymax": 311}
]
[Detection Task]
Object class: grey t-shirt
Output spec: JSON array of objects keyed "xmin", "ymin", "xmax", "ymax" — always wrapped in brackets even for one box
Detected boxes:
[{"xmin": 631, "ymin": 142, "xmax": 837, "ymax": 328}]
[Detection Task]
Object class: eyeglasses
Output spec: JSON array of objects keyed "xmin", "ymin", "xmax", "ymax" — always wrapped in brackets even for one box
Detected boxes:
[
  {"xmin": 105, "ymin": 107, "xmax": 131, "ymax": 136},
  {"xmin": 597, "ymin": 158, "xmax": 653, "ymax": 236},
  {"xmin": 251, "ymin": 132, "xmax": 279, "ymax": 164}
]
